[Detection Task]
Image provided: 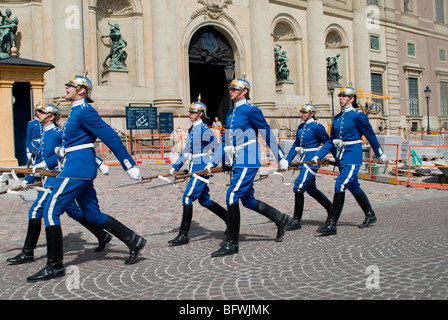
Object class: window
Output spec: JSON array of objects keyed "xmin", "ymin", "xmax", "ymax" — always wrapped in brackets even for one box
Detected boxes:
[
  {"xmin": 435, "ymin": 0, "xmax": 445, "ymax": 23},
  {"xmin": 409, "ymin": 77, "xmax": 419, "ymax": 115},
  {"xmin": 441, "ymin": 81, "xmax": 448, "ymax": 116},
  {"xmin": 440, "ymin": 48, "xmax": 447, "ymax": 63},
  {"xmin": 370, "ymin": 35, "xmax": 380, "ymax": 51},
  {"xmin": 371, "ymin": 73, "xmax": 384, "ymax": 112},
  {"xmin": 367, "ymin": 0, "xmax": 379, "ymax": 5},
  {"xmin": 407, "ymin": 42, "xmax": 416, "ymax": 57}
]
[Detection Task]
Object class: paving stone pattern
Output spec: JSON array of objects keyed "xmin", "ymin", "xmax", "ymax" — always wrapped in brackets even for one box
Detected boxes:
[{"xmin": 1, "ymin": 165, "xmax": 447, "ymax": 301}]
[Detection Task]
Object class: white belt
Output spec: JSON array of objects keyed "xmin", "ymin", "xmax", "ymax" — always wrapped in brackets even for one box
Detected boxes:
[
  {"xmin": 295, "ymin": 147, "xmax": 320, "ymax": 153},
  {"xmin": 65, "ymin": 143, "xmax": 95, "ymax": 153},
  {"xmin": 333, "ymin": 139, "xmax": 362, "ymax": 147},
  {"xmin": 333, "ymin": 140, "xmax": 362, "ymax": 160}
]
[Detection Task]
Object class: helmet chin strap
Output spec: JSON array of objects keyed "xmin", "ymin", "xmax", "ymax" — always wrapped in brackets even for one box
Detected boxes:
[
  {"xmin": 340, "ymin": 96, "xmax": 354, "ymax": 109},
  {"xmin": 233, "ymin": 88, "xmax": 246, "ymax": 102}
]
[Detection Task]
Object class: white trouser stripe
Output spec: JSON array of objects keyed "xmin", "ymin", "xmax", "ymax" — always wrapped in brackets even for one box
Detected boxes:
[
  {"xmin": 339, "ymin": 165, "xmax": 355, "ymax": 192},
  {"xmin": 31, "ymin": 189, "xmax": 50, "ymax": 219},
  {"xmin": 47, "ymin": 178, "xmax": 70, "ymax": 226},
  {"xmin": 298, "ymin": 169, "xmax": 309, "ymax": 190},
  {"xmin": 184, "ymin": 176, "xmax": 198, "ymax": 205},
  {"xmin": 229, "ymin": 168, "xmax": 248, "ymax": 204}
]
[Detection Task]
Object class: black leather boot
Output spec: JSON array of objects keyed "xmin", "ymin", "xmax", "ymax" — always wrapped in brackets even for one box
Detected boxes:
[
  {"xmin": 168, "ymin": 204, "xmax": 193, "ymax": 246},
  {"xmin": 7, "ymin": 218, "xmax": 41, "ymax": 265},
  {"xmin": 311, "ymin": 189, "xmax": 332, "ymax": 214},
  {"xmin": 317, "ymin": 192, "xmax": 345, "ymax": 236},
  {"xmin": 354, "ymin": 191, "xmax": 377, "ymax": 228},
  {"xmin": 206, "ymin": 200, "xmax": 228, "ymax": 234},
  {"xmin": 27, "ymin": 225, "xmax": 65, "ymax": 282},
  {"xmin": 206, "ymin": 201, "xmax": 228, "ymax": 223},
  {"xmin": 211, "ymin": 202, "xmax": 240, "ymax": 257},
  {"xmin": 252, "ymin": 200, "xmax": 292, "ymax": 242},
  {"xmin": 286, "ymin": 192, "xmax": 304, "ymax": 231},
  {"xmin": 76, "ymin": 218, "xmax": 113, "ymax": 252},
  {"xmin": 103, "ymin": 216, "xmax": 146, "ymax": 264}
]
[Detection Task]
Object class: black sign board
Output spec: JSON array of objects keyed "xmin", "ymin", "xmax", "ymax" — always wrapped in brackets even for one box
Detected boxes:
[
  {"xmin": 126, "ymin": 106, "xmax": 157, "ymax": 130},
  {"xmin": 159, "ymin": 112, "xmax": 174, "ymax": 134}
]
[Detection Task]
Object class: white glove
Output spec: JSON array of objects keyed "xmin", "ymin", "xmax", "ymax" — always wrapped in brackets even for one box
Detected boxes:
[
  {"xmin": 33, "ymin": 161, "xmax": 47, "ymax": 173},
  {"xmin": 224, "ymin": 146, "xmax": 235, "ymax": 157},
  {"xmin": 378, "ymin": 153, "xmax": 387, "ymax": 162},
  {"xmin": 99, "ymin": 164, "xmax": 109, "ymax": 175},
  {"xmin": 205, "ymin": 162, "xmax": 214, "ymax": 174},
  {"xmin": 279, "ymin": 158, "xmax": 288, "ymax": 170},
  {"xmin": 169, "ymin": 167, "xmax": 176, "ymax": 176},
  {"xmin": 22, "ymin": 180, "xmax": 28, "ymax": 189},
  {"xmin": 126, "ymin": 167, "xmax": 141, "ymax": 180},
  {"xmin": 27, "ymin": 153, "xmax": 32, "ymax": 160},
  {"xmin": 54, "ymin": 146, "xmax": 65, "ymax": 157},
  {"xmin": 312, "ymin": 156, "xmax": 319, "ymax": 164}
]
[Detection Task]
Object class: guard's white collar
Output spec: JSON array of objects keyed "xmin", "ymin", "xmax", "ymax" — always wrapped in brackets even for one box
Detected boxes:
[
  {"xmin": 342, "ymin": 105, "xmax": 354, "ymax": 113},
  {"xmin": 193, "ymin": 119, "xmax": 203, "ymax": 126},
  {"xmin": 72, "ymin": 99, "xmax": 88, "ymax": 107},
  {"xmin": 304, "ymin": 118, "xmax": 315, "ymax": 124},
  {"xmin": 234, "ymin": 99, "xmax": 247, "ymax": 108},
  {"xmin": 43, "ymin": 123, "xmax": 56, "ymax": 132}
]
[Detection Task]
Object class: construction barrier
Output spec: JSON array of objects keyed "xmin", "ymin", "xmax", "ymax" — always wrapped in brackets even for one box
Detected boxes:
[{"xmin": 95, "ymin": 132, "xmax": 448, "ymax": 190}]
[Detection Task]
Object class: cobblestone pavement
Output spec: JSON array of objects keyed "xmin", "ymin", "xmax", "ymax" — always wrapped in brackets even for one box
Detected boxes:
[{"xmin": 0, "ymin": 165, "xmax": 447, "ymax": 303}]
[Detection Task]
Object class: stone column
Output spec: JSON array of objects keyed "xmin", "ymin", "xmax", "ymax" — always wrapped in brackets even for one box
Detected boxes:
[
  {"xmin": 353, "ymin": 1, "xmax": 371, "ymax": 93},
  {"xmin": 151, "ymin": 0, "xmax": 182, "ymax": 108},
  {"xmin": 0, "ymin": 80, "xmax": 17, "ymax": 166},
  {"xmin": 249, "ymin": 0, "xmax": 276, "ymax": 109},
  {"xmin": 306, "ymin": 0, "xmax": 327, "ymax": 106},
  {"xmin": 52, "ymin": 0, "xmax": 85, "ymax": 97}
]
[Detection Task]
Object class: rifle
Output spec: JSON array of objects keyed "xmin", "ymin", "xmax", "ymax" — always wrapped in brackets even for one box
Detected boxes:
[
  {"xmin": 0, "ymin": 167, "xmax": 60, "ymax": 177},
  {"xmin": 173, "ymin": 166, "xmax": 232, "ymax": 181},
  {"xmin": 286, "ymin": 159, "xmax": 331, "ymax": 170},
  {"xmin": 0, "ymin": 182, "xmax": 43, "ymax": 196},
  {"xmin": 146, "ymin": 179, "xmax": 187, "ymax": 190},
  {"xmin": 116, "ymin": 169, "xmax": 189, "ymax": 188}
]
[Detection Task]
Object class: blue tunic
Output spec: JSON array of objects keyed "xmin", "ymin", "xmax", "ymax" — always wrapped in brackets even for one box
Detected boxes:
[
  {"xmin": 172, "ymin": 120, "xmax": 219, "ymax": 207},
  {"xmin": 316, "ymin": 106, "xmax": 384, "ymax": 165},
  {"xmin": 25, "ymin": 118, "xmax": 43, "ymax": 155},
  {"xmin": 210, "ymin": 99, "xmax": 285, "ymax": 168},
  {"xmin": 209, "ymin": 99, "xmax": 285, "ymax": 208},
  {"xmin": 285, "ymin": 119, "xmax": 330, "ymax": 194},
  {"xmin": 60, "ymin": 99, "xmax": 135, "ymax": 180},
  {"xmin": 285, "ymin": 118, "xmax": 330, "ymax": 169}
]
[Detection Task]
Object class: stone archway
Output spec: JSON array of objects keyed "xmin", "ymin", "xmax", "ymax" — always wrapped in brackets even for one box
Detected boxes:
[{"xmin": 188, "ymin": 26, "xmax": 234, "ymax": 126}]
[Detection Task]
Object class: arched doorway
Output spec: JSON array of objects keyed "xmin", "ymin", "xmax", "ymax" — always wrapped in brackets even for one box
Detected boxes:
[
  {"xmin": 189, "ymin": 26, "xmax": 234, "ymax": 126},
  {"xmin": 12, "ymin": 82, "xmax": 32, "ymax": 165}
]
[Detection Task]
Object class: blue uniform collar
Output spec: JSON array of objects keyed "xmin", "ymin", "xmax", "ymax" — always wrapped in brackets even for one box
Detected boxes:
[
  {"xmin": 342, "ymin": 105, "xmax": 354, "ymax": 113},
  {"xmin": 192, "ymin": 119, "xmax": 203, "ymax": 127},
  {"xmin": 72, "ymin": 98, "xmax": 89, "ymax": 107},
  {"xmin": 304, "ymin": 118, "xmax": 315, "ymax": 124},
  {"xmin": 234, "ymin": 99, "xmax": 248, "ymax": 108},
  {"xmin": 43, "ymin": 123, "xmax": 56, "ymax": 132}
]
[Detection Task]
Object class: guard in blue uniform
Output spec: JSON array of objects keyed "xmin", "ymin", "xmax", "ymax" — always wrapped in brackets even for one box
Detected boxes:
[
  {"xmin": 7, "ymin": 105, "xmax": 112, "ymax": 265},
  {"xmin": 27, "ymin": 74, "xmax": 146, "ymax": 282},
  {"xmin": 25, "ymin": 103, "xmax": 44, "ymax": 164},
  {"xmin": 283, "ymin": 103, "xmax": 332, "ymax": 230},
  {"xmin": 205, "ymin": 75, "xmax": 291, "ymax": 257},
  {"xmin": 312, "ymin": 86, "xmax": 387, "ymax": 236},
  {"xmin": 168, "ymin": 98, "xmax": 227, "ymax": 246}
]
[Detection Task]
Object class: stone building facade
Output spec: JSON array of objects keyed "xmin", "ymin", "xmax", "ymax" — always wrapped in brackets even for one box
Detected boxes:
[{"xmin": 1, "ymin": 0, "xmax": 447, "ymax": 166}]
